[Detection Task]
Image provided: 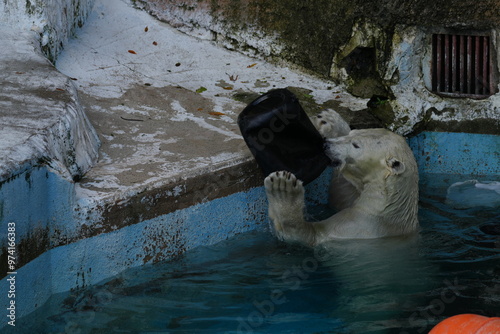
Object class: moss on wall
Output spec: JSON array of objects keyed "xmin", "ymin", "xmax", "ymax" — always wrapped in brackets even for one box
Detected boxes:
[
  {"xmin": 356, "ymin": 0, "xmax": 500, "ymax": 30},
  {"xmin": 247, "ymin": 0, "xmax": 356, "ymax": 75},
  {"xmin": 137, "ymin": 0, "xmax": 500, "ymax": 77}
]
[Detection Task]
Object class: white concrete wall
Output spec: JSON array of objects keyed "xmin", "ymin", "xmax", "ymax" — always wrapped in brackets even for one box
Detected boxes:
[
  {"xmin": 0, "ymin": 0, "xmax": 95, "ymax": 61},
  {"xmin": 0, "ymin": 26, "xmax": 101, "ymax": 184}
]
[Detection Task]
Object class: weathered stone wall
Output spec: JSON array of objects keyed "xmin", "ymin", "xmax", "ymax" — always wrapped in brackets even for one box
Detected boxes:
[
  {"xmin": 135, "ymin": 0, "xmax": 500, "ymax": 135},
  {"xmin": 134, "ymin": 0, "xmax": 500, "ymax": 75},
  {"xmin": 133, "ymin": 0, "xmax": 356, "ymax": 75},
  {"xmin": 0, "ymin": 0, "xmax": 95, "ymax": 62},
  {"xmin": 380, "ymin": 26, "xmax": 499, "ymax": 135}
]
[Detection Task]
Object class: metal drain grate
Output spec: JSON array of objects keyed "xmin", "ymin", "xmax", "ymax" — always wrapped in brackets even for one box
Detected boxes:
[{"xmin": 432, "ymin": 34, "xmax": 494, "ymax": 98}]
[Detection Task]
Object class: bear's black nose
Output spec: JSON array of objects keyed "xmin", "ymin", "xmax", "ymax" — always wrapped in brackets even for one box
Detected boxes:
[
  {"xmin": 323, "ymin": 141, "xmax": 341, "ymax": 167},
  {"xmin": 330, "ymin": 158, "xmax": 343, "ymax": 168}
]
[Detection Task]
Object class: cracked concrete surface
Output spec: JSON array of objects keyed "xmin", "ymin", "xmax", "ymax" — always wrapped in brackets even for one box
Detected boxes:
[
  {"xmin": 76, "ymin": 84, "xmax": 250, "ymax": 196},
  {"xmin": 54, "ymin": 0, "xmax": 367, "ymax": 202}
]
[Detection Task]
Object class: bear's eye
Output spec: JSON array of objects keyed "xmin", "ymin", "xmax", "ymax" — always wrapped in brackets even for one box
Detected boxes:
[{"xmin": 352, "ymin": 142, "xmax": 360, "ymax": 149}]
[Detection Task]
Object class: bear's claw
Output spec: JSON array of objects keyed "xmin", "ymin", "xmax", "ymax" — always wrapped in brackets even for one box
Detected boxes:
[
  {"xmin": 265, "ymin": 171, "xmax": 304, "ymax": 197},
  {"xmin": 312, "ymin": 109, "xmax": 351, "ymax": 139},
  {"xmin": 265, "ymin": 171, "xmax": 307, "ymax": 240}
]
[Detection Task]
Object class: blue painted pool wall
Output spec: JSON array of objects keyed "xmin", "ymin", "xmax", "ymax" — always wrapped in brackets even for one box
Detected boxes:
[
  {"xmin": 0, "ymin": 165, "xmax": 84, "ymax": 259},
  {"xmin": 409, "ymin": 132, "xmax": 499, "ymax": 176},
  {"xmin": 0, "ymin": 167, "xmax": 76, "ymax": 243},
  {"xmin": 0, "ymin": 183, "xmax": 270, "ymax": 324},
  {"xmin": 0, "ymin": 167, "xmax": 78, "ymax": 325}
]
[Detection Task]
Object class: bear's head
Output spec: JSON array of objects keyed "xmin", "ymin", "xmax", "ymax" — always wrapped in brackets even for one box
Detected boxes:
[
  {"xmin": 325, "ymin": 128, "xmax": 419, "ymax": 232},
  {"xmin": 325, "ymin": 129, "xmax": 416, "ymax": 182}
]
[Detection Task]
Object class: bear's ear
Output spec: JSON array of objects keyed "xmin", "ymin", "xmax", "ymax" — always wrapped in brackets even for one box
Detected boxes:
[{"xmin": 386, "ymin": 157, "xmax": 405, "ymax": 175}]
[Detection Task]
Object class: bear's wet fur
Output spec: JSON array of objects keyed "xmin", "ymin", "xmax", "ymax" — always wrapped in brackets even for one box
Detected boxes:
[{"xmin": 265, "ymin": 110, "xmax": 418, "ymax": 245}]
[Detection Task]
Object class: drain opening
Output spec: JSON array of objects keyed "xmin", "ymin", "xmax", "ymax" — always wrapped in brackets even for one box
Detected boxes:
[{"xmin": 432, "ymin": 33, "xmax": 495, "ymax": 99}]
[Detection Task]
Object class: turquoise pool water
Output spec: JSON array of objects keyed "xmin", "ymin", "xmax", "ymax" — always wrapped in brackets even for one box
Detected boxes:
[{"xmin": 8, "ymin": 174, "xmax": 500, "ymax": 334}]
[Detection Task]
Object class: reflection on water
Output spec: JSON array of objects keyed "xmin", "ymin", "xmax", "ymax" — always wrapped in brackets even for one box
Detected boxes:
[{"xmin": 7, "ymin": 174, "xmax": 500, "ymax": 334}]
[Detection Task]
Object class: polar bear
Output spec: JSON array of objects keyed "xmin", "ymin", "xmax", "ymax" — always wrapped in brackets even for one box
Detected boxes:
[{"xmin": 264, "ymin": 110, "xmax": 419, "ymax": 245}]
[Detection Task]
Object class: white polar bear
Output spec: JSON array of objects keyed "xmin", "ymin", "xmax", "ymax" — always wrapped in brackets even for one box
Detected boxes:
[{"xmin": 265, "ymin": 110, "xmax": 419, "ymax": 245}]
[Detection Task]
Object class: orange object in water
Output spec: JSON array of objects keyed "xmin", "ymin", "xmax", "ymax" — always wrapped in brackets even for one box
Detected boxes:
[{"xmin": 429, "ymin": 314, "xmax": 500, "ymax": 334}]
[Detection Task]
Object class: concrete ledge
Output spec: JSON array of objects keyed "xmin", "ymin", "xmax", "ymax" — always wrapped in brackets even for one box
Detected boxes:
[
  {"xmin": 0, "ymin": 28, "xmax": 100, "ymax": 183},
  {"xmin": 0, "ymin": 160, "xmax": 264, "ymax": 277},
  {"xmin": 1, "ymin": 0, "xmax": 352, "ymax": 284}
]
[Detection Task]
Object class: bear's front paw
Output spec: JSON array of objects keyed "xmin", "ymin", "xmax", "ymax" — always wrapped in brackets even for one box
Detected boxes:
[
  {"xmin": 264, "ymin": 171, "xmax": 309, "ymax": 242},
  {"xmin": 264, "ymin": 171, "xmax": 304, "ymax": 202},
  {"xmin": 312, "ymin": 109, "xmax": 350, "ymax": 139}
]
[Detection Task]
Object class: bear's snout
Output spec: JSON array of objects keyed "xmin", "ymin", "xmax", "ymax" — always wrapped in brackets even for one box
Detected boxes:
[
  {"xmin": 323, "ymin": 141, "xmax": 331, "ymax": 152},
  {"xmin": 324, "ymin": 142, "xmax": 343, "ymax": 168},
  {"xmin": 330, "ymin": 157, "xmax": 343, "ymax": 168}
]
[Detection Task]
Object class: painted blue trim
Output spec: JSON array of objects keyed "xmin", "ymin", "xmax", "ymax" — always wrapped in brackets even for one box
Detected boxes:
[
  {"xmin": 0, "ymin": 167, "xmax": 76, "ymax": 243},
  {"xmin": 409, "ymin": 132, "xmax": 499, "ymax": 176}
]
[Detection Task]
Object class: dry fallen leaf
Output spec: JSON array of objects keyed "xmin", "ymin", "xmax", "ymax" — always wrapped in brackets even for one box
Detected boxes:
[
  {"xmin": 128, "ymin": 50, "xmax": 137, "ymax": 54},
  {"xmin": 247, "ymin": 63, "xmax": 257, "ymax": 68},
  {"xmin": 209, "ymin": 112, "xmax": 226, "ymax": 116},
  {"xmin": 197, "ymin": 108, "xmax": 204, "ymax": 111},
  {"xmin": 227, "ymin": 73, "xmax": 239, "ymax": 82},
  {"xmin": 223, "ymin": 86, "xmax": 233, "ymax": 90},
  {"xmin": 55, "ymin": 88, "xmax": 65, "ymax": 91},
  {"xmin": 144, "ymin": 26, "xmax": 149, "ymax": 32}
]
